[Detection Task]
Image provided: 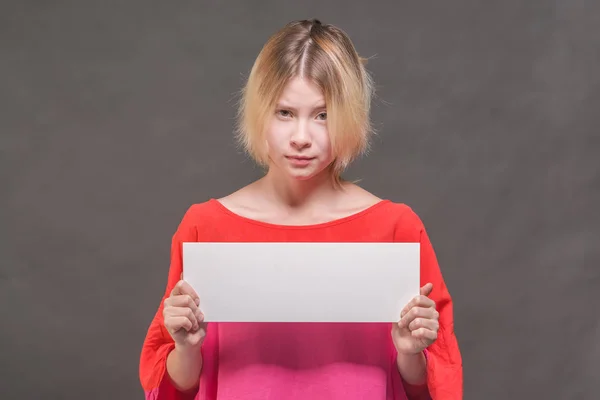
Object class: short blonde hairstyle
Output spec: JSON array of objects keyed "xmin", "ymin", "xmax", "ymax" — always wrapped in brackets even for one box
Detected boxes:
[{"xmin": 235, "ymin": 19, "xmax": 374, "ymax": 177}]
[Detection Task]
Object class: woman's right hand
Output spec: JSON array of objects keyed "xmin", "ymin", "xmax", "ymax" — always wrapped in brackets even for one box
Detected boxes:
[{"xmin": 163, "ymin": 279, "xmax": 207, "ymax": 349}]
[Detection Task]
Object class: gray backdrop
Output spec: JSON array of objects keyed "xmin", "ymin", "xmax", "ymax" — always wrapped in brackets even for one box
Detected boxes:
[{"xmin": 1, "ymin": 1, "xmax": 599, "ymax": 399}]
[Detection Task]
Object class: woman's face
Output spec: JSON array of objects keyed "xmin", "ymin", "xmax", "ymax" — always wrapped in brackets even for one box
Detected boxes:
[{"xmin": 264, "ymin": 77, "xmax": 334, "ymax": 181}]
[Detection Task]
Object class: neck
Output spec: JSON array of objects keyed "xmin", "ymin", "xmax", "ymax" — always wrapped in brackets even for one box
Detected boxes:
[{"xmin": 260, "ymin": 166, "xmax": 342, "ymax": 209}]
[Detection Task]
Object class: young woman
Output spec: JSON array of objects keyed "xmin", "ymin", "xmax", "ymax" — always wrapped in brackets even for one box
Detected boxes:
[{"xmin": 140, "ymin": 19, "xmax": 463, "ymax": 400}]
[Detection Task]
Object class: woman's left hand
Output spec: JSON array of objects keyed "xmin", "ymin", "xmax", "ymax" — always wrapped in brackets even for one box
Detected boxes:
[{"xmin": 392, "ymin": 283, "xmax": 439, "ymax": 355}]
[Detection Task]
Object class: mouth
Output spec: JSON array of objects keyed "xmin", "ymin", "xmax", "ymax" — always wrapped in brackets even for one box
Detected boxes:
[
  {"xmin": 285, "ymin": 155, "xmax": 315, "ymax": 167},
  {"xmin": 286, "ymin": 156, "xmax": 315, "ymax": 160}
]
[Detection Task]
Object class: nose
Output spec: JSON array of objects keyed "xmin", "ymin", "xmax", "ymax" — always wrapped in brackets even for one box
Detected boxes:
[{"xmin": 290, "ymin": 122, "xmax": 312, "ymax": 149}]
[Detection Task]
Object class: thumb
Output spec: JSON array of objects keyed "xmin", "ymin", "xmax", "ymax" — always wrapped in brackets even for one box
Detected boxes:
[{"xmin": 420, "ymin": 282, "xmax": 433, "ymax": 296}]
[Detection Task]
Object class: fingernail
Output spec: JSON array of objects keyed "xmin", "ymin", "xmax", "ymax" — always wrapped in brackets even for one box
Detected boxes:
[{"xmin": 195, "ymin": 298, "xmax": 200, "ymax": 306}]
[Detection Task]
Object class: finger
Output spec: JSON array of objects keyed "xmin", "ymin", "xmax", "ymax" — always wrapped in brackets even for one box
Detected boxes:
[
  {"xmin": 195, "ymin": 310, "xmax": 208, "ymax": 332},
  {"xmin": 408, "ymin": 317, "xmax": 439, "ymax": 332},
  {"xmin": 420, "ymin": 283, "xmax": 433, "ymax": 297},
  {"xmin": 399, "ymin": 307, "xmax": 439, "ymax": 329},
  {"xmin": 411, "ymin": 327, "xmax": 438, "ymax": 342},
  {"xmin": 400, "ymin": 294, "xmax": 436, "ymax": 319},
  {"xmin": 164, "ymin": 316, "xmax": 194, "ymax": 333},
  {"xmin": 164, "ymin": 294, "xmax": 200, "ymax": 314},
  {"xmin": 165, "ymin": 305, "xmax": 200, "ymax": 328},
  {"xmin": 170, "ymin": 280, "xmax": 199, "ymax": 299},
  {"xmin": 196, "ymin": 309, "xmax": 205, "ymax": 324},
  {"xmin": 170, "ymin": 281, "xmax": 200, "ymax": 305}
]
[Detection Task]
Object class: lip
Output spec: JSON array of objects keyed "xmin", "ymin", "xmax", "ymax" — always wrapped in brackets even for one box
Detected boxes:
[
  {"xmin": 286, "ymin": 156, "xmax": 315, "ymax": 160},
  {"xmin": 286, "ymin": 155, "xmax": 315, "ymax": 167}
]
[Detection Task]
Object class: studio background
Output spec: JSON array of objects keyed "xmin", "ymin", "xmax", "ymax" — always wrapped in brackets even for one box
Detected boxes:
[{"xmin": 1, "ymin": 1, "xmax": 598, "ymax": 399}]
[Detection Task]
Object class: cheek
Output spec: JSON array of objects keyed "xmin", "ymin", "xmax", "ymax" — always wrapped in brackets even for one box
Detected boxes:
[
  {"xmin": 315, "ymin": 127, "xmax": 333, "ymax": 154},
  {"xmin": 265, "ymin": 123, "xmax": 286, "ymax": 153}
]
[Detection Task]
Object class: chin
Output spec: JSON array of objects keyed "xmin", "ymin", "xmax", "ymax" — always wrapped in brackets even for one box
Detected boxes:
[
  {"xmin": 287, "ymin": 166, "xmax": 331, "ymax": 181},
  {"xmin": 270, "ymin": 159, "xmax": 332, "ymax": 181},
  {"xmin": 288, "ymin": 170, "xmax": 317, "ymax": 181}
]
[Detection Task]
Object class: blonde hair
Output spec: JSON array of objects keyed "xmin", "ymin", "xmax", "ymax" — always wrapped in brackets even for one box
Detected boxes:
[{"xmin": 235, "ymin": 19, "xmax": 374, "ymax": 178}]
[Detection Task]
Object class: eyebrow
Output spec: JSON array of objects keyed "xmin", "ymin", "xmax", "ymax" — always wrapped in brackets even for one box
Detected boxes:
[{"xmin": 276, "ymin": 102, "xmax": 326, "ymax": 111}]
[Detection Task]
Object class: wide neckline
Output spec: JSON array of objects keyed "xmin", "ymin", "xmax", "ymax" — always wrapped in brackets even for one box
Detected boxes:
[{"xmin": 209, "ymin": 198, "xmax": 392, "ymax": 230}]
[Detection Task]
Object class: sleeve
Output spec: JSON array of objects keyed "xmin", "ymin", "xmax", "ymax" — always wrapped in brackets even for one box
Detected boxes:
[
  {"xmin": 395, "ymin": 207, "xmax": 464, "ymax": 400},
  {"xmin": 419, "ymin": 225, "xmax": 463, "ymax": 399},
  {"xmin": 139, "ymin": 206, "xmax": 200, "ymax": 400}
]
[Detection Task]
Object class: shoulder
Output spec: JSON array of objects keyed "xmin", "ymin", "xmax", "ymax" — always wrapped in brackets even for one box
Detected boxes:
[
  {"xmin": 172, "ymin": 199, "xmax": 224, "ymax": 237},
  {"xmin": 179, "ymin": 199, "xmax": 215, "ymax": 219},
  {"xmin": 343, "ymin": 182, "xmax": 426, "ymax": 232},
  {"xmin": 378, "ymin": 201, "xmax": 428, "ymax": 241},
  {"xmin": 388, "ymin": 202, "xmax": 424, "ymax": 226}
]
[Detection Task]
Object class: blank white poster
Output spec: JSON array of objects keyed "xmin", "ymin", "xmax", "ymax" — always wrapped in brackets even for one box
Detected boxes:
[{"xmin": 182, "ymin": 242, "xmax": 420, "ymax": 323}]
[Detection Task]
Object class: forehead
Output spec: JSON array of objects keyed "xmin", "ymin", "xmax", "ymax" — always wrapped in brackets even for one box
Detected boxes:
[{"xmin": 278, "ymin": 77, "xmax": 325, "ymax": 107}]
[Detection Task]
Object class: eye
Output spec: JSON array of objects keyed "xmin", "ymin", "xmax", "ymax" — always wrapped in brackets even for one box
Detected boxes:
[
  {"xmin": 316, "ymin": 112, "xmax": 327, "ymax": 120},
  {"xmin": 277, "ymin": 109, "xmax": 292, "ymax": 118}
]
